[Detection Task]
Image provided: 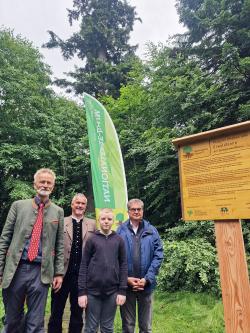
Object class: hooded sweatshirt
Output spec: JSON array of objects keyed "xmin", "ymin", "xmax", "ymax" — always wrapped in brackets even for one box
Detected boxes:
[{"xmin": 78, "ymin": 230, "xmax": 127, "ymax": 297}]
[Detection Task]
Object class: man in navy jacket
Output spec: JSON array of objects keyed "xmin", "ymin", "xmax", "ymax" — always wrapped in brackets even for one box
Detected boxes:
[{"xmin": 117, "ymin": 198, "xmax": 163, "ymax": 333}]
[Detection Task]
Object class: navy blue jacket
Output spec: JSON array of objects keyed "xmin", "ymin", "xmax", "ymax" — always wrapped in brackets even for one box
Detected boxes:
[{"xmin": 117, "ymin": 219, "xmax": 163, "ymax": 293}]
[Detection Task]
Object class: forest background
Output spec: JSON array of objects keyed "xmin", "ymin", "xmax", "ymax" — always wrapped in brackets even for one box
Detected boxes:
[{"xmin": 0, "ymin": 0, "xmax": 250, "ymax": 298}]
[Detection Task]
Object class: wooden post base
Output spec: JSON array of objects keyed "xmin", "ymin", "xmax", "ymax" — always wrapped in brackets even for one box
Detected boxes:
[{"xmin": 214, "ymin": 220, "xmax": 250, "ymax": 333}]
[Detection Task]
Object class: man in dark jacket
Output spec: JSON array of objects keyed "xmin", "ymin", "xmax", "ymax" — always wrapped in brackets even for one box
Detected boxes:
[
  {"xmin": 48, "ymin": 193, "xmax": 96, "ymax": 333},
  {"xmin": 78, "ymin": 208, "xmax": 127, "ymax": 333},
  {"xmin": 117, "ymin": 198, "xmax": 163, "ymax": 333}
]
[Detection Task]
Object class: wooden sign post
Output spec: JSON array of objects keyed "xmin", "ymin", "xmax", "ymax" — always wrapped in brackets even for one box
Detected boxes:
[{"xmin": 173, "ymin": 121, "xmax": 250, "ymax": 333}]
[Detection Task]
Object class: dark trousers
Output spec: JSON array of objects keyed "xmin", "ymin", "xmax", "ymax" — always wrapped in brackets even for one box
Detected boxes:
[
  {"xmin": 48, "ymin": 271, "xmax": 83, "ymax": 333},
  {"xmin": 84, "ymin": 293, "xmax": 117, "ymax": 333},
  {"xmin": 4, "ymin": 262, "xmax": 49, "ymax": 333},
  {"xmin": 120, "ymin": 290, "xmax": 152, "ymax": 333},
  {"xmin": 1, "ymin": 288, "xmax": 26, "ymax": 333}
]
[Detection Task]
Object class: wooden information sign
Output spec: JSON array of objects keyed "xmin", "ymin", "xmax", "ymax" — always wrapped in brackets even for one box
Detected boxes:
[{"xmin": 173, "ymin": 121, "xmax": 250, "ymax": 333}]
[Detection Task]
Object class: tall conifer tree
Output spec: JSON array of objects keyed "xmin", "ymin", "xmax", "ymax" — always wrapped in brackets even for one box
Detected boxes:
[{"xmin": 44, "ymin": 0, "xmax": 140, "ymax": 98}]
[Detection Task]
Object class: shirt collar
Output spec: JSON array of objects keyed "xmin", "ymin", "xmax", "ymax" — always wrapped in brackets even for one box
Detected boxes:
[
  {"xmin": 34, "ymin": 196, "xmax": 49, "ymax": 206},
  {"xmin": 72, "ymin": 215, "xmax": 83, "ymax": 223},
  {"xmin": 129, "ymin": 220, "xmax": 144, "ymax": 234}
]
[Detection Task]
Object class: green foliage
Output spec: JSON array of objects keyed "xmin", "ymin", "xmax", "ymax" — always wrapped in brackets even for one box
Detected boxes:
[
  {"xmin": 165, "ymin": 220, "xmax": 216, "ymax": 245},
  {"xmin": 176, "ymin": 0, "xmax": 250, "ymax": 67},
  {"xmin": 158, "ymin": 239, "xmax": 220, "ymax": 294},
  {"xmin": 175, "ymin": 0, "xmax": 250, "ymax": 126},
  {"xmin": 1, "ymin": 0, "xmax": 250, "ymax": 297},
  {"xmin": 242, "ymin": 220, "xmax": 250, "ymax": 275},
  {"xmin": 5, "ymin": 178, "xmax": 35, "ymax": 201},
  {"xmin": 158, "ymin": 221, "xmax": 221, "ymax": 295},
  {"xmin": 242, "ymin": 220, "xmax": 250, "ymax": 252},
  {"xmin": 0, "ymin": 29, "xmax": 91, "ymax": 227},
  {"xmin": 0, "ymin": 29, "xmax": 52, "ymax": 223},
  {"xmin": 42, "ymin": 97, "xmax": 90, "ymax": 209},
  {"xmin": 44, "ymin": 0, "xmax": 140, "ymax": 97},
  {"xmin": 104, "ymin": 6, "xmax": 250, "ymax": 228}
]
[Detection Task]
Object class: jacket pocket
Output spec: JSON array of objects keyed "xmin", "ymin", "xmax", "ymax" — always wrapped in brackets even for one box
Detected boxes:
[{"xmin": 87, "ymin": 263, "xmax": 103, "ymax": 287}]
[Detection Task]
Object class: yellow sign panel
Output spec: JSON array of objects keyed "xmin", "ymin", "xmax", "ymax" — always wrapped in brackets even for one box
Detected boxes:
[{"xmin": 178, "ymin": 129, "xmax": 250, "ymax": 220}]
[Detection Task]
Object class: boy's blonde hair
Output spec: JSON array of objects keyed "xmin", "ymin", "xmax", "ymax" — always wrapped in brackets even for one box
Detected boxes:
[{"xmin": 99, "ymin": 208, "xmax": 114, "ymax": 218}]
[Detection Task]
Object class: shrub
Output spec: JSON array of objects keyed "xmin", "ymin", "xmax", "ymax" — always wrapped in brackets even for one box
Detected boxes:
[
  {"xmin": 158, "ymin": 238, "xmax": 220, "ymax": 295},
  {"xmin": 164, "ymin": 220, "xmax": 216, "ymax": 245}
]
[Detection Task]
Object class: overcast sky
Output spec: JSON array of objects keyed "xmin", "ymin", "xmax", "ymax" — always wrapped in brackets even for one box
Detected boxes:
[{"xmin": 0, "ymin": 0, "xmax": 185, "ymax": 79}]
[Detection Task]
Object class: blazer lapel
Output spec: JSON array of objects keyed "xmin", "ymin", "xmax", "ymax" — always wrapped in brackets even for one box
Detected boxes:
[
  {"xmin": 82, "ymin": 217, "xmax": 88, "ymax": 241},
  {"xmin": 65, "ymin": 216, "xmax": 73, "ymax": 240}
]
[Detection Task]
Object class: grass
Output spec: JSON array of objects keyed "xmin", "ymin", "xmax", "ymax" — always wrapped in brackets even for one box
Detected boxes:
[
  {"xmin": 0, "ymin": 290, "xmax": 224, "ymax": 332},
  {"xmin": 152, "ymin": 291, "xmax": 224, "ymax": 333},
  {"xmin": 114, "ymin": 291, "xmax": 224, "ymax": 333}
]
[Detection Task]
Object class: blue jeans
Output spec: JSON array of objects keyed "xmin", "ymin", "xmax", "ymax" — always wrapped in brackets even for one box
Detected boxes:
[
  {"xmin": 84, "ymin": 293, "xmax": 117, "ymax": 333},
  {"xmin": 120, "ymin": 290, "xmax": 152, "ymax": 333}
]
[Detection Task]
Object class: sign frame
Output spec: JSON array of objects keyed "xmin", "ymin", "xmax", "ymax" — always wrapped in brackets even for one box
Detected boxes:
[
  {"xmin": 172, "ymin": 121, "xmax": 250, "ymax": 333},
  {"xmin": 173, "ymin": 121, "xmax": 250, "ymax": 221}
]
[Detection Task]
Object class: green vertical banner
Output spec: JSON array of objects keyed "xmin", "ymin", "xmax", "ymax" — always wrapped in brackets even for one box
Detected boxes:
[{"xmin": 84, "ymin": 93, "xmax": 128, "ymax": 225}]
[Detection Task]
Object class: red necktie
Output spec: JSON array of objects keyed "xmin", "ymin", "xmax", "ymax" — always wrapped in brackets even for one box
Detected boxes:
[{"xmin": 28, "ymin": 202, "xmax": 45, "ymax": 262}]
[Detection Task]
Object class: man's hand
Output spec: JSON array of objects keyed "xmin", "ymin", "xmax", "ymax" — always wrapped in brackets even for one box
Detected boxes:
[
  {"xmin": 78, "ymin": 295, "xmax": 88, "ymax": 308},
  {"xmin": 136, "ymin": 278, "xmax": 147, "ymax": 291},
  {"xmin": 52, "ymin": 276, "xmax": 63, "ymax": 293},
  {"xmin": 128, "ymin": 277, "xmax": 147, "ymax": 291},
  {"xmin": 127, "ymin": 277, "xmax": 140, "ymax": 289},
  {"xmin": 116, "ymin": 294, "xmax": 126, "ymax": 306}
]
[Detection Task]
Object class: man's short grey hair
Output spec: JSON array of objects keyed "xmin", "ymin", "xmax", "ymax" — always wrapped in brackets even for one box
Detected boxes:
[
  {"xmin": 71, "ymin": 193, "xmax": 87, "ymax": 204},
  {"xmin": 127, "ymin": 198, "xmax": 144, "ymax": 210},
  {"xmin": 34, "ymin": 168, "xmax": 56, "ymax": 183}
]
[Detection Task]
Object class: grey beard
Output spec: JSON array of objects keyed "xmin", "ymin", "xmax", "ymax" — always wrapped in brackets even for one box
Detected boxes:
[{"xmin": 37, "ymin": 189, "xmax": 51, "ymax": 196}]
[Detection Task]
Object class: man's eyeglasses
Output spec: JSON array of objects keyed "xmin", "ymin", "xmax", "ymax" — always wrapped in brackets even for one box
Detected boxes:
[{"xmin": 129, "ymin": 208, "xmax": 142, "ymax": 212}]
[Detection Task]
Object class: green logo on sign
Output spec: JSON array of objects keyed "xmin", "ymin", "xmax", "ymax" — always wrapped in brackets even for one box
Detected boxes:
[
  {"xmin": 183, "ymin": 146, "xmax": 193, "ymax": 159},
  {"xmin": 116, "ymin": 212, "xmax": 124, "ymax": 222},
  {"xmin": 183, "ymin": 146, "xmax": 192, "ymax": 154}
]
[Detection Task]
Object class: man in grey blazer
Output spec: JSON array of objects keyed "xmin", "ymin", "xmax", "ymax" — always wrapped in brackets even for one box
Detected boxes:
[
  {"xmin": 48, "ymin": 193, "xmax": 96, "ymax": 333},
  {"xmin": 0, "ymin": 168, "xmax": 64, "ymax": 333}
]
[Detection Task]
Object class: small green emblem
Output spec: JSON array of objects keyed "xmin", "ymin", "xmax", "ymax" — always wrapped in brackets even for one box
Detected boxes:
[
  {"xmin": 183, "ymin": 146, "xmax": 192, "ymax": 154},
  {"xmin": 220, "ymin": 207, "xmax": 229, "ymax": 213},
  {"xmin": 116, "ymin": 212, "xmax": 124, "ymax": 222}
]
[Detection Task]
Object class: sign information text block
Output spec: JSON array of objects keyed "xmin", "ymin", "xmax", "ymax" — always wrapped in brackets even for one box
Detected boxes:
[{"xmin": 177, "ymin": 128, "xmax": 250, "ymax": 220}]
